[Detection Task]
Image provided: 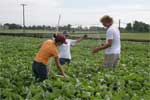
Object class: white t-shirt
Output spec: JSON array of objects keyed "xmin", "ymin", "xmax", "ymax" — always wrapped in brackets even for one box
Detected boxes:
[
  {"xmin": 105, "ymin": 25, "xmax": 121, "ymax": 54},
  {"xmin": 59, "ymin": 39, "xmax": 77, "ymax": 59}
]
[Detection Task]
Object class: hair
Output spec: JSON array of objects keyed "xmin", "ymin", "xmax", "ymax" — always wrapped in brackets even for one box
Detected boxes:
[
  {"xmin": 100, "ymin": 15, "xmax": 113, "ymax": 23},
  {"xmin": 53, "ymin": 34, "xmax": 64, "ymax": 43},
  {"xmin": 53, "ymin": 34, "xmax": 57, "ymax": 38}
]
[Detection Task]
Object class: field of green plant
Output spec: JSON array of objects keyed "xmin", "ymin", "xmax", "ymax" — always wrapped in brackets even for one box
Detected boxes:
[
  {"xmin": 0, "ymin": 29, "xmax": 150, "ymax": 40},
  {"xmin": 71, "ymin": 33, "xmax": 150, "ymax": 40},
  {"xmin": 0, "ymin": 36, "xmax": 150, "ymax": 100}
]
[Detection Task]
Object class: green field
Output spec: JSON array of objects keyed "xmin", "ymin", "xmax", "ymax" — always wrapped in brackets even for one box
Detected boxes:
[
  {"xmin": 0, "ymin": 36, "xmax": 150, "ymax": 99},
  {"xmin": 0, "ymin": 29, "xmax": 150, "ymax": 40},
  {"xmin": 71, "ymin": 33, "xmax": 150, "ymax": 40}
]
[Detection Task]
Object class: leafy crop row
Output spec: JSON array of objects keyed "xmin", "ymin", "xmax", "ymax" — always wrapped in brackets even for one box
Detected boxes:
[{"xmin": 0, "ymin": 36, "xmax": 150, "ymax": 100}]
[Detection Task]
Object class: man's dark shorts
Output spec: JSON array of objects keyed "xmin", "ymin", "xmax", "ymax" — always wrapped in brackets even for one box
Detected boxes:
[
  {"xmin": 59, "ymin": 58, "xmax": 71, "ymax": 65},
  {"xmin": 32, "ymin": 61, "xmax": 48, "ymax": 81}
]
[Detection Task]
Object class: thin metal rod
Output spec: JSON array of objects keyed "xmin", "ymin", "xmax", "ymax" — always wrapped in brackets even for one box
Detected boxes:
[
  {"xmin": 21, "ymin": 4, "xmax": 27, "ymax": 33},
  {"xmin": 56, "ymin": 14, "xmax": 61, "ymax": 34}
]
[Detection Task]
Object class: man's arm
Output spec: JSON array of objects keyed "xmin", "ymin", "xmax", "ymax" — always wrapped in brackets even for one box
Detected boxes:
[
  {"xmin": 76, "ymin": 34, "xmax": 87, "ymax": 43},
  {"xmin": 92, "ymin": 39, "xmax": 112, "ymax": 53}
]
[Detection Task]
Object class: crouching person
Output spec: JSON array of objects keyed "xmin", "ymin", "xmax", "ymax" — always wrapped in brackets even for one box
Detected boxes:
[{"xmin": 32, "ymin": 34, "xmax": 68, "ymax": 81}]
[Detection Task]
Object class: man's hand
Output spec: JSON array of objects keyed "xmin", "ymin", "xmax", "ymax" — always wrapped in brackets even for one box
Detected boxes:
[
  {"xmin": 76, "ymin": 34, "xmax": 88, "ymax": 43},
  {"xmin": 92, "ymin": 47, "xmax": 101, "ymax": 54}
]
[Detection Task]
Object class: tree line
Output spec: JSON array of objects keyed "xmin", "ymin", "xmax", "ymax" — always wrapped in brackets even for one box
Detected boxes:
[
  {"xmin": 1, "ymin": 23, "xmax": 104, "ymax": 32},
  {"xmin": 1, "ymin": 20, "xmax": 150, "ymax": 33},
  {"xmin": 126, "ymin": 21, "xmax": 150, "ymax": 32}
]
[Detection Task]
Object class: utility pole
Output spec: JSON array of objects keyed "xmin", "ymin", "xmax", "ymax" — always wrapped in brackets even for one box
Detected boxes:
[
  {"xmin": 56, "ymin": 14, "xmax": 61, "ymax": 34},
  {"xmin": 21, "ymin": 4, "xmax": 27, "ymax": 33},
  {"xmin": 119, "ymin": 19, "xmax": 121, "ymax": 31}
]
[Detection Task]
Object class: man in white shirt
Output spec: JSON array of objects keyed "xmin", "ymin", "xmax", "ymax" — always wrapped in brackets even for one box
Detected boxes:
[
  {"xmin": 59, "ymin": 32, "xmax": 87, "ymax": 65},
  {"xmin": 93, "ymin": 15, "xmax": 121, "ymax": 68}
]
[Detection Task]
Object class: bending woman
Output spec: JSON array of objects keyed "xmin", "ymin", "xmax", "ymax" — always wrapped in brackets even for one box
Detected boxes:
[{"xmin": 32, "ymin": 34, "xmax": 67, "ymax": 81}]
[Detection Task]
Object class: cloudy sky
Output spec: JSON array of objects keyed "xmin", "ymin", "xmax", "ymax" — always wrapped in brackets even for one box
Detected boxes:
[{"xmin": 0, "ymin": 0, "xmax": 150, "ymax": 27}]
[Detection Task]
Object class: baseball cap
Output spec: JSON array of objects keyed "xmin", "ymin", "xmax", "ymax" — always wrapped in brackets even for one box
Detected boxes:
[{"xmin": 54, "ymin": 34, "xmax": 67, "ymax": 44}]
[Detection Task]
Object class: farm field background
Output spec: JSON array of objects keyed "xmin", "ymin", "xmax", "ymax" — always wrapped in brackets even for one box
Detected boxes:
[
  {"xmin": 71, "ymin": 33, "xmax": 150, "ymax": 40},
  {"xmin": 0, "ymin": 29, "xmax": 150, "ymax": 40},
  {"xmin": 0, "ymin": 36, "xmax": 150, "ymax": 100}
]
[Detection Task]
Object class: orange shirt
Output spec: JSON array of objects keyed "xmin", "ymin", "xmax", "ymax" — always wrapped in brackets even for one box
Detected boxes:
[{"xmin": 34, "ymin": 39, "xmax": 58, "ymax": 65}]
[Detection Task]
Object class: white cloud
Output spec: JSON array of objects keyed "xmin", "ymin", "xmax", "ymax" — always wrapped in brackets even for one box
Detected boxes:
[{"xmin": 0, "ymin": 0, "xmax": 150, "ymax": 27}]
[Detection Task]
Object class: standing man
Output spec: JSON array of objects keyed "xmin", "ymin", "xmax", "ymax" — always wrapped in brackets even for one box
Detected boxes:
[
  {"xmin": 92, "ymin": 15, "xmax": 121, "ymax": 68},
  {"xmin": 58, "ymin": 31, "xmax": 87, "ymax": 65}
]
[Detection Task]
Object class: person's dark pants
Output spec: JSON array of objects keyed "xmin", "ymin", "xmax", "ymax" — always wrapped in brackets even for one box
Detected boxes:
[
  {"xmin": 32, "ymin": 61, "xmax": 48, "ymax": 81},
  {"xmin": 59, "ymin": 58, "xmax": 71, "ymax": 65}
]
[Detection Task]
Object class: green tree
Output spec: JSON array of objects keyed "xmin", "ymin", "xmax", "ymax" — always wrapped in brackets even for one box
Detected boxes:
[
  {"xmin": 126, "ymin": 23, "xmax": 132, "ymax": 32},
  {"xmin": 126, "ymin": 21, "xmax": 150, "ymax": 32},
  {"xmin": 133, "ymin": 21, "xmax": 150, "ymax": 32},
  {"xmin": 67, "ymin": 24, "xmax": 72, "ymax": 32}
]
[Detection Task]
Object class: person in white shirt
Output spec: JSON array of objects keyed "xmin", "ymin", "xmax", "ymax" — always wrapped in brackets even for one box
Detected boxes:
[
  {"xmin": 93, "ymin": 15, "xmax": 121, "ymax": 68},
  {"xmin": 59, "ymin": 31, "xmax": 87, "ymax": 65}
]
